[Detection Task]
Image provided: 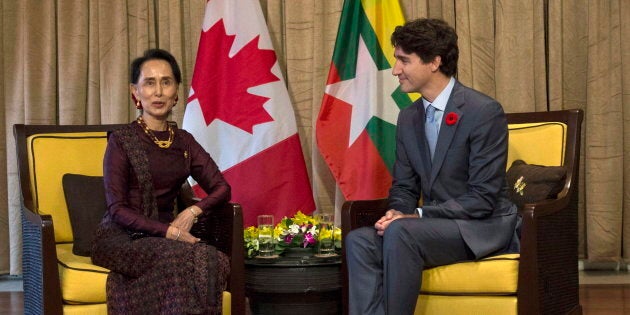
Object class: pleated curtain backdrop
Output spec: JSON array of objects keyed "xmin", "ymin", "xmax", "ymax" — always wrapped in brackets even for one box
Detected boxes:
[
  {"xmin": 0, "ymin": 0, "xmax": 208, "ymax": 275},
  {"xmin": 1, "ymin": 0, "xmax": 629, "ymax": 275}
]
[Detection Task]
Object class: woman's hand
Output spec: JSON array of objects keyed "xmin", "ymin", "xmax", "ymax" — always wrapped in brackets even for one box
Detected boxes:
[
  {"xmin": 166, "ymin": 225, "xmax": 200, "ymax": 243},
  {"xmin": 374, "ymin": 209, "xmax": 419, "ymax": 236},
  {"xmin": 171, "ymin": 205, "xmax": 202, "ymax": 233}
]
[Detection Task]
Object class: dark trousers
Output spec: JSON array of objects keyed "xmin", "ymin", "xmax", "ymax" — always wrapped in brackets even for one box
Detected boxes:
[{"xmin": 345, "ymin": 218, "xmax": 475, "ymax": 315}]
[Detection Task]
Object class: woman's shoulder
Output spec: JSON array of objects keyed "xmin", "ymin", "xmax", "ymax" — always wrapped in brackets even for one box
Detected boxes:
[
  {"xmin": 173, "ymin": 123, "xmax": 201, "ymax": 145},
  {"xmin": 108, "ymin": 122, "xmax": 138, "ymax": 139}
]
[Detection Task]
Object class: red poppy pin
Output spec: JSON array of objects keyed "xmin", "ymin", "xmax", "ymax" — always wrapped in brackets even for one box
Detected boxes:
[{"xmin": 445, "ymin": 112, "xmax": 458, "ymax": 126}]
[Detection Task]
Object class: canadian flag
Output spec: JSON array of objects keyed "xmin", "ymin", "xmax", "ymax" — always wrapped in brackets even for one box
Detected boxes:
[{"xmin": 183, "ymin": 0, "xmax": 315, "ymax": 227}]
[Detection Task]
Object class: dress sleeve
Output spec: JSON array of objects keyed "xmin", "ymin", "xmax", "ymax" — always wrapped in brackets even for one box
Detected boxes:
[
  {"xmin": 186, "ymin": 133, "xmax": 231, "ymax": 213},
  {"xmin": 103, "ymin": 132, "xmax": 169, "ymax": 236}
]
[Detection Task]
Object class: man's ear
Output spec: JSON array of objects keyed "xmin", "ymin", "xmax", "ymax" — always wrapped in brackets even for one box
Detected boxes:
[{"xmin": 431, "ymin": 56, "xmax": 442, "ymax": 72}]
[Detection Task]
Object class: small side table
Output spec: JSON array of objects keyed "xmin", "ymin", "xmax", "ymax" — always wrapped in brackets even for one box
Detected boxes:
[{"xmin": 245, "ymin": 249, "xmax": 342, "ymax": 315}]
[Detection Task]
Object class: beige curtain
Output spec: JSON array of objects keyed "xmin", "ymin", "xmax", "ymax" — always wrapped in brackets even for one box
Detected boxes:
[
  {"xmin": 0, "ymin": 0, "xmax": 208, "ymax": 275},
  {"xmin": 581, "ymin": 0, "xmax": 630, "ymax": 263},
  {"xmin": 1, "ymin": 0, "xmax": 628, "ymax": 275}
]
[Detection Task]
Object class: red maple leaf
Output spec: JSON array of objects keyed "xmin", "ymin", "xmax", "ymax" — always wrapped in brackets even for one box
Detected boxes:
[{"xmin": 188, "ymin": 20, "xmax": 279, "ymax": 133}]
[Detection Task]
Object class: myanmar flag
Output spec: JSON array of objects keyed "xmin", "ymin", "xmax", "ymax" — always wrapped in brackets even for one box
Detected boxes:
[
  {"xmin": 316, "ymin": 0, "xmax": 412, "ymax": 200},
  {"xmin": 183, "ymin": 0, "xmax": 315, "ymax": 227}
]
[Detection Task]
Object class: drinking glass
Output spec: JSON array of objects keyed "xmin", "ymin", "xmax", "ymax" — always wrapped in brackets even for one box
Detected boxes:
[
  {"xmin": 257, "ymin": 215, "xmax": 275, "ymax": 258},
  {"xmin": 316, "ymin": 213, "xmax": 336, "ymax": 257}
]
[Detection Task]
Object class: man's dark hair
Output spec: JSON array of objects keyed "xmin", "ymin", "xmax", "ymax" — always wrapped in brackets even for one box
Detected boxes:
[
  {"xmin": 130, "ymin": 48, "xmax": 182, "ymax": 84},
  {"xmin": 391, "ymin": 18, "xmax": 459, "ymax": 76}
]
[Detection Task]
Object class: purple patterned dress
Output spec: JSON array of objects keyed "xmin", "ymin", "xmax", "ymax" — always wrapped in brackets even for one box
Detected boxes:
[{"xmin": 92, "ymin": 122, "xmax": 231, "ymax": 315}]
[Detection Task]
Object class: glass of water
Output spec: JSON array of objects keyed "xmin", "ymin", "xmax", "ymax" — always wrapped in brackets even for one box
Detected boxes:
[
  {"xmin": 316, "ymin": 213, "xmax": 336, "ymax": 257},
  {"xmin": 257, "ymin": 214, "xmax": 275, "ymax": 258}
]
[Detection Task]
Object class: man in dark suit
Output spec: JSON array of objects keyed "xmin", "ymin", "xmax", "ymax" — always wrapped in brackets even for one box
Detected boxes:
[{"xmin": 345, "ymin": 18, "xmax": 520, "ymax": 315}]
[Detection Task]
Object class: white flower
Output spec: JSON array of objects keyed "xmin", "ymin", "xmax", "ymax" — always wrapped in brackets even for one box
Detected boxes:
[
  {"xmin": 308, "ymin": 225, "xmax": 318, "ymax": 236},
  {"xmin": 288, "ymin": 223, "xmax": 300, "ymax": 235}
]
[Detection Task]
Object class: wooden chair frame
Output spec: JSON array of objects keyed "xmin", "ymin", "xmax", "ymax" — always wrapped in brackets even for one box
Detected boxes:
[{"xmin": 340, "ymin": 109, "xmax": 584, "ymax": 315}]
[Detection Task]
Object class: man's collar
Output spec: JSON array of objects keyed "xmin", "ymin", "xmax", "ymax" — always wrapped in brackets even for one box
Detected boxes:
[{"xmin": 422, "ymin": 77, "xmax": 455, "ymax": 111}]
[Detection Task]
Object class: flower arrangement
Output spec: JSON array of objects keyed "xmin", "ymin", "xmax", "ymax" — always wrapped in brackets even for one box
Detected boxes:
[{"xmin": 244, "ymin": 211, "xmax": 342, "ymax": 259}]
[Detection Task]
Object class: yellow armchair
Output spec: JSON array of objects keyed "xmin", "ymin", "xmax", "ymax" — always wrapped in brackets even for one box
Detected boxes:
[
  {"xmin": 341, "ymin": 109, "xmax": 584, "ymax": 315},
  {"xmin": 14, "ymin": 124, "xmax": 246, "ymax": 315}
]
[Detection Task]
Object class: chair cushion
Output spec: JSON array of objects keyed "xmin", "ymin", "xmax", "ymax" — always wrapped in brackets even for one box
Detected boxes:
[
  {"xmin": 415, "ymin": 295, "xmax": 517, "ymax": 315},
  {"xmin": 63, "ymin": 303, "xmax": 107, "ymax": 315},
  {"xmin": 505, "ymin": 160, "xmax": 566, "ymax": 208},
  {"xmin": 62, "ymin": 174, "xmax": 107, "ymax": 256},
  {"xmin": 420, "ymin": 253, "xmax": 519, "ymax": 294},
  {"xmin": 56, "ymin": 243, "xmax": 109, "ymax": 304},
  {"xmin": 57, "ymin": 244, "xmax": 234, "ymax": 311},
  {"xmin": 27, "ymin": 132, "xmax": 109, "ymax": 242}
]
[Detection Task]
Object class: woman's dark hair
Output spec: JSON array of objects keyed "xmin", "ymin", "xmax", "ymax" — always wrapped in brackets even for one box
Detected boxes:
[
  {"xmin": 391, "ymin": 18, "xmax": 459, "ymax": 76},
  {"xmin": 130, "ymin": 48, "xmax": 182, "ymax": 84}
]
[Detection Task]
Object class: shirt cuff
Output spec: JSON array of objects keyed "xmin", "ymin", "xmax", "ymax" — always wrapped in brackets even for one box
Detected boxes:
[{"xmin": 416, "ymin": 207, "xmax": 423, "ymax": 218}]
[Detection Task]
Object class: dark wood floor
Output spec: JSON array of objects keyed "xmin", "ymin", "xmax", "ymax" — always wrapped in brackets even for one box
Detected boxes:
[
  {"xmin": 0, "ymin": 291, "xmax": 23, "ymax": 315},
  {"xmin": 580, "ymin": 284, "xmax": 630, "ymax": 314},
  {"xmin": 1, "ymin": 284, "xmax": 629, "ymax": 314}
]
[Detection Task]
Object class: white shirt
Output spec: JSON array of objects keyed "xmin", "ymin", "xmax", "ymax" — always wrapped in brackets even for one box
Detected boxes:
[{"xmin": 421, "ymin": 76, "xmax": 456, "ymax": 133}]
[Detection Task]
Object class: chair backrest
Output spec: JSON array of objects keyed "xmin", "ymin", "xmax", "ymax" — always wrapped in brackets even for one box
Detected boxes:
[
  {"xmin": 505, "ymin": 109, "xmax": 583, "ymax": 202},
  {"xmin": 15, "ymin": 124, "xmax": 125, "ymax": 243},
  {"xmin": 507, "ymin": 122, "xmax": 566, "ymax": 168}
]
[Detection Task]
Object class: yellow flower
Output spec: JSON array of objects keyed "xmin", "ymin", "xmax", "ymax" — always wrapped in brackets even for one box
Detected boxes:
[
  {"xmin": 333, "ymin": 227, "xmax": 342, "ymax": 242},
  {"xmin": 274, "ymin": 225, "xmax": 284, "ymax": 240},
  {"xmin": 244, "ymin": 226, "xmax": 258, "ymax": 240},
  {"xmin": 244, "ymin": 226, "xmax": 261, "ymax": 258},
  {"xmin": 291, "ymin": 210, "xmax": 316, "ymax": 225},
  {"xmin": 319, "ymin": 226, "xmax": 333, "ymax": 240}
]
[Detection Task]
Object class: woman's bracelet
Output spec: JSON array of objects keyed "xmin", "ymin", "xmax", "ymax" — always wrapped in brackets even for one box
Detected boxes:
[
  {"xmin": 188, "ymin": 207, "xmax": 199, "ymax": 223},
  {"xmin": 174, "ymin": 228, "xmax": 181, "ymax": 241},
  {"xmin": 188, "ymin": 207, "xmax": 198, "ymax": 216}
]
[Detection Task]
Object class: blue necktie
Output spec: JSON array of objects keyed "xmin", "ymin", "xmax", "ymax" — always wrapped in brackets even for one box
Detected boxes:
[{"xmin": 425, "ymin": 104, "xmax": 438, "ymax": 159}]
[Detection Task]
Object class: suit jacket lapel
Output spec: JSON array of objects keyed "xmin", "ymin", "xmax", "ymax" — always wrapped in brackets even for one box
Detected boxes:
[{"xmin": 429, "ymin": 82, "xmax": 464, "ymax": 188}]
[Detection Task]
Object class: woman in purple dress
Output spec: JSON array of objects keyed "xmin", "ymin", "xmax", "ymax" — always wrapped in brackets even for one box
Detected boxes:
[{"xmin": 91, "ymin": 49, "xmax": 231, "ymax": 315}]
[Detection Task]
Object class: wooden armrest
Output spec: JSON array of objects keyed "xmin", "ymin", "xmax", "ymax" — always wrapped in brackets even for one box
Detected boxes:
[
  {"xmin": 518, "ymin": 192, "xmax": 579, "ymax": 314},
  {"xmin": 340, "ymin": 198, "xmax": 388, "ymax": 315},
  {"xmin": 340, "ymin": 198, "xmax": 388, "ymax": 236},
  {"xmin": 21, "ymin": 206, "xmax": 63, "ymax": 315},
  {"xmin": 520, "ymin": 194, "xmax": 571, "ymax": 217},
  {"xmin": 202, "ymin": 202, "xmax": 246, "ymax": 315},
  {"xmin": 204, "ymin": 203, "xmax": 240, "ymax": 253},
  {"xmin": 175, "ymin": 182, "xmax": 245, "ymax": 314}
]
